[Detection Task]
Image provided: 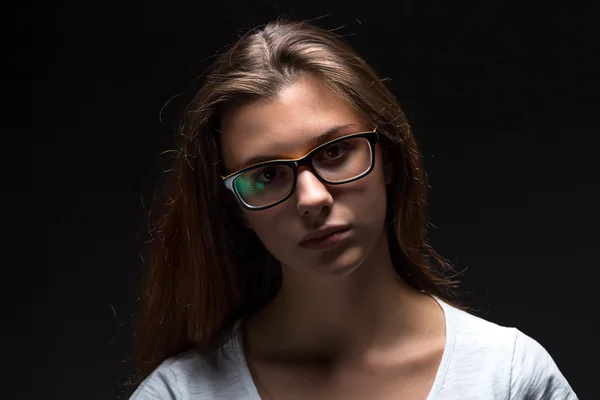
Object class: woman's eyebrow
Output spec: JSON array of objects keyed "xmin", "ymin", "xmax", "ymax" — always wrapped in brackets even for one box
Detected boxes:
[
  {"xmin": 233, "ymin": 123, "xmax": 359, "ymax": 171},
  {"xmin": 308, "ymin": 123, "xmax": 358, "ymax": 148}
]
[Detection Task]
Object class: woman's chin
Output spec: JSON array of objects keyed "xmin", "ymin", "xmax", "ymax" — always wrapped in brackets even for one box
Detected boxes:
[{"xmin": 312, "ymin": 245, "xmax": 367, "ymax": 278}]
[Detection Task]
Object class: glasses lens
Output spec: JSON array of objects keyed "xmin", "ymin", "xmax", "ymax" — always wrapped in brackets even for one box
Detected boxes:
[
  {"xmin": 313, "ymin": 137, "xmax": 372, "ymax": 182},
  {"xmin": 234, "ymin": 164, "xmax": 294, "ymax": 207}
]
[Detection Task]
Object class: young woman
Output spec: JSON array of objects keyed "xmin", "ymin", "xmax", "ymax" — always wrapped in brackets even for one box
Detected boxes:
[{"xmin": 129, "ymin": 20, "xmax": 577, "ymax": 399}]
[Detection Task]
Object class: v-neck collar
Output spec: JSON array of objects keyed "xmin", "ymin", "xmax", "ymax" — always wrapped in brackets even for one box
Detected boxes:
[{"xmin": 232, "ymin": 295, "xmax": 455, "ymax": 400}]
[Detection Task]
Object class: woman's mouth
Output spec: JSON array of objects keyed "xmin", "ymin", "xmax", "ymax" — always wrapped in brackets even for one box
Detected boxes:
[{"xmin": 299, "ymin": 227, "xmax": 351, "ymax": 250}]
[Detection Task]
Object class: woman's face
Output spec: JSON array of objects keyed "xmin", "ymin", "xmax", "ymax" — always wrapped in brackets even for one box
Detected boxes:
[{"xmin": 220, "ymin": 76, "xmax": 390, "ymax": 278}]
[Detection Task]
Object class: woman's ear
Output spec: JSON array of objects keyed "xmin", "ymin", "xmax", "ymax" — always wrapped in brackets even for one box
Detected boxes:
[
  {"xmin": 225, "ymin": 192, "xmax": 254, "ymax": 230},
  {"xmin": 238, "ymin": 208, "xmax": 253, "ymax": 230},
  {"xmin": 384, "ymin": 154, "xmax": 395, "ymax": 185}
]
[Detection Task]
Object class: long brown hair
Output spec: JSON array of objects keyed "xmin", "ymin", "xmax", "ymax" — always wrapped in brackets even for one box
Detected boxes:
[{"xmin": 131, "ymin": 19, "xmax": 465, "ymax": 388}]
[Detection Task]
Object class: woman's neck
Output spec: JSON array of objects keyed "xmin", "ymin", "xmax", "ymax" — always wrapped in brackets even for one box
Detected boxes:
[{"xmin": 244, "ymin": 230, "xmax": 441, "ymax": 366}]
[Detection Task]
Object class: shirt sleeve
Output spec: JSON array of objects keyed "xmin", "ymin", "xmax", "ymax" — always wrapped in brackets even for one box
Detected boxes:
[
  {"xmin": 510, "ymin": 330, "xmax": 578, "ymax": 400},
  {"xmin": 129, "ymin": 365, "xmax": 182, "ymax": 400}
]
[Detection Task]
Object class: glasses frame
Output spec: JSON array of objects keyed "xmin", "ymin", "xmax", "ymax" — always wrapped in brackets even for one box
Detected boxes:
[{"xmin": 222, "ymin": 128, "xmax": 378, "ymax": 210}]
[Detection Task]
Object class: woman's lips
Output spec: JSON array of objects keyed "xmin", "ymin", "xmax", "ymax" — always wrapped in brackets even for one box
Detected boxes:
[{"xmin": 299, "ymin": 227, "xmax": 351, "ymax": 250}]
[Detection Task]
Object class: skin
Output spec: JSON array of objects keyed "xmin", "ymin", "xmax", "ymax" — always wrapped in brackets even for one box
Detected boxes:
[{"xmin": 220, "ymin": 75, "xmax": 446, "ymax": 398}]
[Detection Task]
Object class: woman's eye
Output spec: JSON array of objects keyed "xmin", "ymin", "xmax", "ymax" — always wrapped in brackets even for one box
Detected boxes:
[
  {"xmin": 256, "ymin": 166, "xmax": 284, "ymax": 183},
  {"xmin": 258, "ymin": 168, "xmax": 276, "ymax": 181},
  {"xmin": 322, "ymin": 144, "xmax": 347, "ymax": 160}
]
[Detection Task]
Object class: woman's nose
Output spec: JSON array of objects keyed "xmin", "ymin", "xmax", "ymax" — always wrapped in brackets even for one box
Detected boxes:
[{"xmin": 295, "ymin": 167, "xmax": 334, "ymax": 217}]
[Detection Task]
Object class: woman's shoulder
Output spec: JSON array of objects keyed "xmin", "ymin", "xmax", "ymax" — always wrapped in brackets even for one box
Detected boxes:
[
  {"xmin": 508, "ymin": 328, "xmax": 578, "ymax": 399},
  {"xmin": 443, "ymin": 301, "xmax": 521, "ymax": 351},
  {"xmin": 439, "ymin": 300, "xmax": 577, "ymax": 399},
  {"xmin": 129, "ymin": 323, "xmax": 253, "ymax": 400}
]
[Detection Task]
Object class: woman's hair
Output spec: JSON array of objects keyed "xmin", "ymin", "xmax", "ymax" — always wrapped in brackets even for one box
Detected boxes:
[{"xmin": 131, "ymin": 19, "xmax": 465, "ymax": 388}]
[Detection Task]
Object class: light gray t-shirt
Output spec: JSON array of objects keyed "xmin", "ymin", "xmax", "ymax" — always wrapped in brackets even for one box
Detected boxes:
[{"xmin": 130, "ymin": 297, "xmax": 578, "ymax": 399}]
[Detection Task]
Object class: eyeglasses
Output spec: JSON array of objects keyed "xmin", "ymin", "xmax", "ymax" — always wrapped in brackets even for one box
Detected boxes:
[{"xmin": 222, "ymin": 128, "xmax": 378, "ymax": 210}]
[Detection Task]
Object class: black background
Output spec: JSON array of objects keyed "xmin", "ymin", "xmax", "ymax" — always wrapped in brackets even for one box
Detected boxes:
[{"xmin": 30, "ymin": 1, "xmax": 598, "ymax": 398}]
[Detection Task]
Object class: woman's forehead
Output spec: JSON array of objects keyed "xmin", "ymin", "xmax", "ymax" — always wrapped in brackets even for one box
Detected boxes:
[{"xmin": 220, "ymin": 77, "xmax": 366, "ymax": 172}]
